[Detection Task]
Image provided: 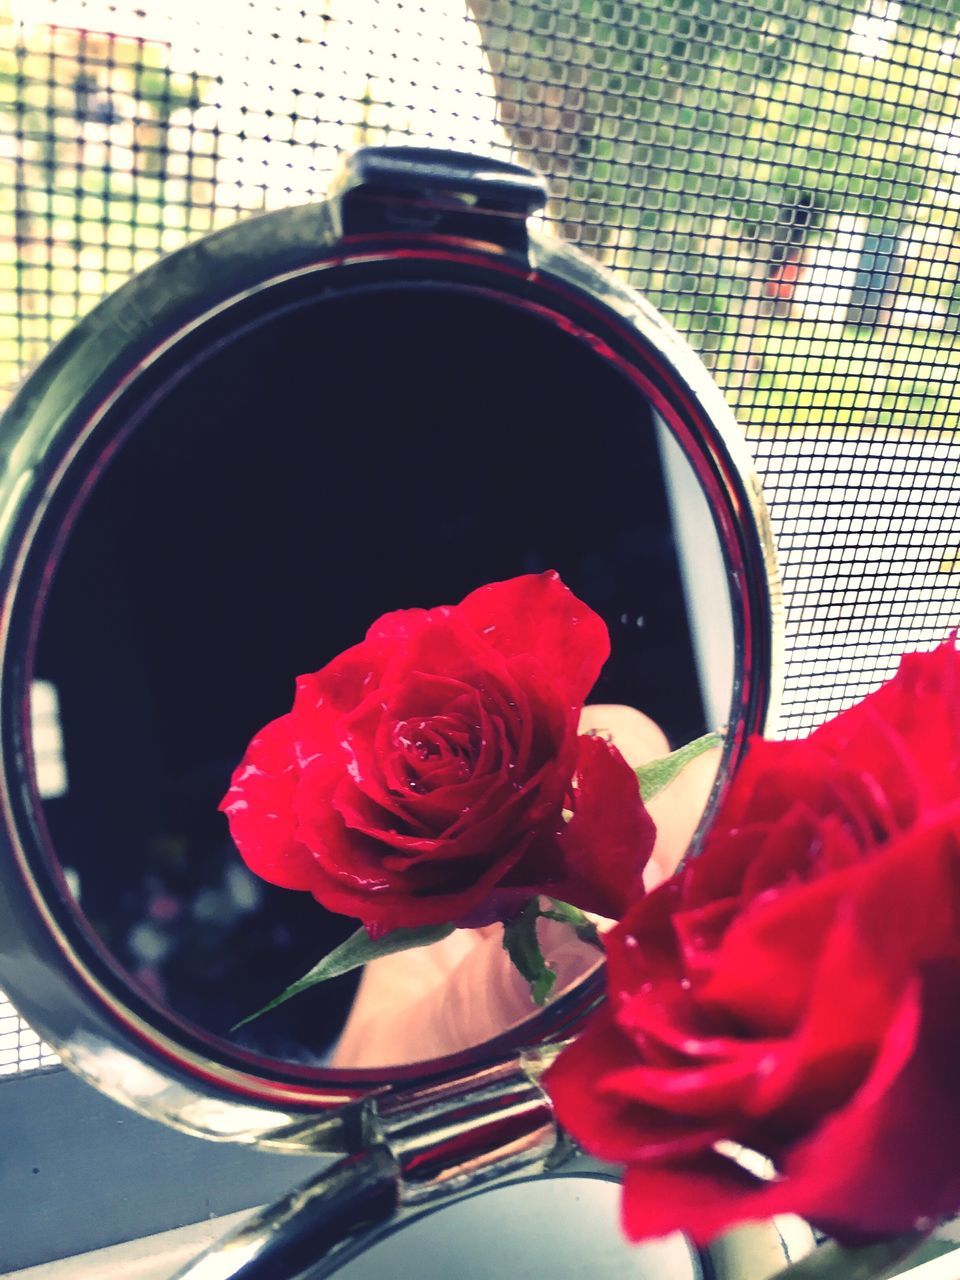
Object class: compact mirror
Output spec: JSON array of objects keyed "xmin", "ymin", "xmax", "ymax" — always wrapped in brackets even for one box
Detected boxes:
[
  {"xmin": 30, "ymin": 288, "xmax": 736, "ymax": 1073},
  {"xmin": 0, "ymin": 148, "xmax": 779, "ymax": 1150}
]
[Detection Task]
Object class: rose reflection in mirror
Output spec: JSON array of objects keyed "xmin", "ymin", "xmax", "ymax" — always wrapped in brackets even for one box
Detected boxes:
[
  {"xmin": 329, "ymin": 702, "xmax": 722, "ymax": 1068},
  {"xmin": 28, "ymin": 288, "xmax": 734, "ymax": 1071}
]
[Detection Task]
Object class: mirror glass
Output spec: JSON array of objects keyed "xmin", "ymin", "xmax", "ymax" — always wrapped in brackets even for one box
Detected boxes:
[{"xmin": 29, "ymin": 285, "xmax": 735, "ymax": 1071}]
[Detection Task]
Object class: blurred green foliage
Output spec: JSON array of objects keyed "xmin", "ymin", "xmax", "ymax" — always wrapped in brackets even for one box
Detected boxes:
[
  {"xmin": 3, "ymin": 0, "xmax": 960, "ymax": 431},
  {"xmin": 470, "ymin": 0, "xmax": 960, "ymax": 429},
  {"xmin": 0, "ymin": 14, "xmax": 210, "ymax": 387}
]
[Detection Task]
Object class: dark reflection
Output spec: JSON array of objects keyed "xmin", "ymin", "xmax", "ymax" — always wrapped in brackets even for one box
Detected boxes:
[{"xmin": 33, "ymin": 287, "xmax": 708, "ymax": 1063}]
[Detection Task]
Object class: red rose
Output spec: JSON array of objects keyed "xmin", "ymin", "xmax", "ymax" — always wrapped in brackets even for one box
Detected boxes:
[
  {"xmin": 221, "ymin": 572, "xmax": 654, "ymax": 934},
  {"xmin": 546, "ymin": 641, "xmax": 960, "ymax": 1245}
]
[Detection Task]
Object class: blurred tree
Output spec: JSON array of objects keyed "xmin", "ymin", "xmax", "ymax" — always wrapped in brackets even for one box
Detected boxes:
[
  {"xmin": 0, "ymin": 14, "xmax": 211, "ymax": 397},
  {"xmin": 467, "ymin": 0, "xmax": 960, "ymax": 378},
  {"xmin": 133, "ymin": 49, "xmax": 206, "ymax": 181}
]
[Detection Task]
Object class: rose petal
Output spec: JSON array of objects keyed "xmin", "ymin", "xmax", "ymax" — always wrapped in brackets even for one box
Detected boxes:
[
  {"xmin": 813, "ymin": 640, "xmax": 960, "ymax": 812},
  {"xmin": 546, "ymin": 1010, "xmax": 728, "ymax": 1164},
  {"xmin": 598, "ymin": 1053, "xmax": 762, "ymax": 1118},
  {"xmin": 343, "ymin": 675, "xmax": 475, "ymax": 820},
  {"xmin": 435, "ymin": 760, "xmax": 562, "ymax": 857},
  {"xmin": 672, "ymin": 898, "xmax": 738, "ymax": 985},
  {"xmin": 620, "ymin": 1152, "xmax": 777, "ymax": 1244},
  {"xmin": 810, "ymin": 707, "xmax": 923, "ymax": 833},
  {"xmin": 290, "ymin": 638, "xmax": 397, "ymax": 765},
  {"xmin": 765, "ymin": 958, "xmax": 960, "ymax": 1242},
  {"xmin": 376, "ymin": 611, "xmax": 517, "ymax": 689},
  {"xmin": 752, "ymin": 813, "xmax": 960, "ymax": 1116},
  {"xmin": 605, "ymin": 879, "xmax": 687, "ymax": 998},
  {"xmin": 294, "ymin": 770, "xmax": 540, "ymax": 930},
  {"xmin": 219, "ymin": 714, "xmax": 320, "ymax": 890},
  {"xmin": 621, "ymin": 961, "xmax": 960, "ymax": 1246},
  {"xmin": 739, "ymin": 808, "xmax": 863, "ymax": 898},
  {"xmin": 699, "ymin": 864, "xmax": 859, "ymax": 1036},
  {"xmin": 616, "ymin": 983, "xmax": 768, "ymax": 1068},
  {"xmin": 330, "ymin": 778, "xmax": 441, "ymax": 853},
  {"xmin": 364, "ymin": 605, "xmax": 438, "ymax": 645},
  {"xmin": 319, "ymin": 837, "xmax": 534, "ymax": 934},
  {"xmin": 455, "ymin": 571, "xmax": 610, "ymax": 707},
  {"xmin": 684, "ymin": 738, "xmax": 913, "ymax": 914},
  {"xmin": 550, "ymin": 735, "xmax": 656, "ymax": 918},
  {"xmin": 712, "ymin": 739, "xmax": 885, "ymax": 835}
]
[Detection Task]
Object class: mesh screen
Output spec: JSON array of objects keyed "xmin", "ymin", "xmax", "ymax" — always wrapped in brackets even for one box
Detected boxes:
[
  {"xmin": 0, "ymin": 991, "xmax": 58, "ymax": 1074},
  {"xmin": 2, "ymin": 0, "xmax": 960, "ymax": 1070}
]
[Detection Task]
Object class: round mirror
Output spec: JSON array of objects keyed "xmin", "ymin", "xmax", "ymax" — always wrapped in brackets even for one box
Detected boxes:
[
  {"xmin": 0, "ymin": 167, "xmax": 779, "ymax": 1145},
  {"xmin": 31, "ymin": 287, "xmax": 736, "ymax": 1069}
]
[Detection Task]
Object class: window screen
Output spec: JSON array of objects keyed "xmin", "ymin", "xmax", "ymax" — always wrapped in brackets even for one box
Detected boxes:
[
  {"xmin": 0, "ymin": 992, "xmax": 58, "ymax": 1074},
  {"xmin": 3, "ymin": 0, "xmax": 959, "ymax": 1069}
]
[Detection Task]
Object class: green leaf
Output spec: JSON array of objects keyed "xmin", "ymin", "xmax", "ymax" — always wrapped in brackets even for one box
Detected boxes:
[
  {"xmin": 635, "ymin": 730, "xmax": 725, "ymax": 803},
  {"xmin": 502, "ymin": 900, "xmax": 557, "ymax": 1006},
  {"xmin": 541, "ymin": 898, "xmax": 602, "ymax": 948},
  {"xmin": 232, "ymin": 922, "xmax": 454, "ymax": 1030}
]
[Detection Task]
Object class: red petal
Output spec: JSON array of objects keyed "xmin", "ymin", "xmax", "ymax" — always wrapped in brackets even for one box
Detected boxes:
[
  {"xmin": 616, "ymin": 984, "xmax": 769, "ymax": 1068},
  {"xmin": 364, "ymin": 605, "xmax": 437, "ymax": 645},
  {"xmin": 551, "ymin": 735, "xmax": 656, "ymax": 918},
  {"xmin": 290, "ymin": 638, "xmax": 395, "ymax": 764},
  {"xmin": 766, "ymin": 958, "xmax": 960, "ymax": 1242},
  {"xmin": 700, "ymin": 865, "xmax": 857, "ymax": 1036},
  {"xmin": 219, "ymin": 714, "xmax": 320, "ymax": 890},
  {"xmin": 454, "ymin": 571, "xmax": 610, "ymax": 707},
  {"xmin": 695, "ymin": 740, "xmax": 901, "ymax": 883},
  {"xmin": 621, "ymin": 1152, "xmax": 779, "ymax": 1244},
  {"xmin": 545, "ymin": 1010, "xmax": 727, "ymax": 1163},
  {"xmin": 322, "ymin": 832, "xmax": 533, "ymax": 932},
  {"xmin": 342, "ymin": 675, "xmax": 471, "ymax": 822},
  {"xmin": 331, "ymin": 779, "xmax": 441, "ymax": 853},
  {"xmin": 672, "ymin": 898, "xmax": 738, "ymax": 985},
  {"xmin": 753, "ymin": 815, "xmax": 960, "ymax": 1116},
  {"xmin": 813, "ymin": 639, "xmax": 960, "ymax": 812},
  {"xmin": 738, "ymin": 807, "xmax": 862, "ymax": 898},
  {"xmin": 293, "ymin": 766, "xmax": 537, "ymax": 930},
  {"xmin": 598, "ymin": 1052, "xmax": 761, "ymax": 1118},
  {"xmin": 294, "ymin": 762, "xmax": 403, "ymax": 890},
  {"xmin": 376, "ymin": 611, "xmax": 515, "ymax": 688},
  {"xmin": 605, "ymin": 879, "xmax": 687, "ymax": 997},
  {"xmin": 811, "ymin": 707, "xmax": 922, "ymax": 831}
]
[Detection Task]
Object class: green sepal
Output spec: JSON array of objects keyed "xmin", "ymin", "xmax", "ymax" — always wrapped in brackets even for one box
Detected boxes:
[
  {"xmin": 502, "ymin": 899, "xmax": 557, "ymax": 1006},
  {"xmin": 540, "ymin": 898, "xmax": 602, "ymax": 948},
  {"xmin": 635, "ymin": 729, "xmax": 725, "ymax": 803},
  {"xmin": 232, "ymin": 922, "xmax": 454, "ymax": 1030}
]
